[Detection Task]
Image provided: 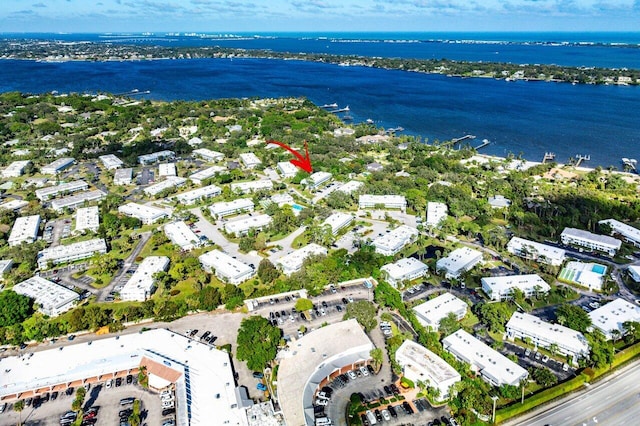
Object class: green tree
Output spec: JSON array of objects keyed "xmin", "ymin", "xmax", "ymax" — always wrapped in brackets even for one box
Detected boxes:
[
  {"xmin": 129, "ymin": 399, "xmax": 141, "ymax": 426},
  {"xmin": 197, "ymin": 286, "xmax": 222, "ymax": 311},
  {"xmin": 476, "ymin": 302, "xmax": 513, "ymax": 333},
  {"xmin": 555, "ymin": 304, "xmax": 591, "ymax": 333},
  {"xmin": 295, "ymin": 298, "xmax": 313, "ymax": 312},
  {"xmin": 236, "ymin": 316, "xmax": 282, "ymax": 371},
  {"xmin": 343, "ymin": 300, "xmax": 378, "ymax": 332},
  {"xmin": 532, "ymin": 367, "xmax": 558, "ymax": 387},
  {"xmin": 439, "ymin": 312, "xmax": 462, "ymax": 336},
  {"xmin": 0, "ymin": 290, "xmax": 34, "ymax": 327},
  {"xmin": 13, "ymin": 399, "xmax": 24, "ymax": 426},
  {"xmin": 257, "ymin": 259, "xmax": 279, "ymax": 284},
  {"xmin": 370, "ymin": 348, "xmax": 384, "ymax": 372},
  {"xmin": 72, "ymin": 386, "xmax": 86, "ymax": 412}
]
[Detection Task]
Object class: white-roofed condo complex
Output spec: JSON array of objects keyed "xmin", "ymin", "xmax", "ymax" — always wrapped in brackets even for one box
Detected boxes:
[
  {"xmin": 41, "ymin": 157, "xmax": 74, "ymax": 174},
  {"xmin": 138, "ymin": 150, "xmax": 175, "ymax": 165},
  {"xmin": 50, "ymin": 190, "xmax": 106, "ymax": 212},
  {"xmin": 436, "ymin": 247, "xmax": 483, "ymax": 279},
  {"xmin": 75, "ymin": 206, "xmax": 100, "ymax": 233},
  {"xmin": 118, "ymin": 203, "xmax": 170, "ymax": 224},
  {"xmin": 481, "ymin": 274, "xmax": 551, "ymax": 301},
  {"xmin": 173, "ymin": 185, "xmax": 221, "ymax": 204},
  {"xmin": 193, "ymin": 148, "xmax": 224, "ymax": 162},
  {"xmin": 8, "ymin": 215, "xmax": 40, "ymax": 247},
  {"xmin": 158, "ymin": 162, "xmax": 176, "ymax": 177},
  {"xmin": 230, "ymin": 180, "xmax": 273, "ymax": 194},
  {"xmin": 164, "ymin": 221, "xmax": 201, "ymax": 251},
  {"xmin": 507, "ymin": 237, "xmax": 566, "ymax": 266},
  {"xmin": 372, "ymin": 225, "xmax": 419, "ymax": 256},
  {"xmin": 143, "ymin": 176, "xmax": 187, "ymax": 197},
  {"xmin": 599, "ymin": 218, "xmax": 640, "ymax": 248},
  {"xmin": 306, "ymin": 171, "xmax": 332, "ymax": 189},
  {"xmin": 37, "ymin": 238, "xmax": 107, "ymax": 269},
  {"xmin": 120, "ymin": 256, "xmax": 170, "ymax": 301},
  {"xmin": 209, "ymin": 198, "xmax": 254, "ymax": 218},
  {"xmin": 561, "ymin": 227, "xmax": 621, "ymax": 256},
  {"xmin": 413, "ymin": 293, "xmax": 468, "ymax": 331},
  {"xmin": 322, "ymin": 212, "xmax": 354, "ymax": 235},
  {"xmin": 113, "ymin": 168, "xmax": 133, "ymax": 185},
  {"xmin": 277, "ymin": 161, "xmax": 298, "ymax": 178},
  {"xmin": 12, "ymin": 276, "xmax": 79, "ymax": 317},
  {"xmin": 199, "ymin": 249, "xmax": 255, "ymax": 285},
  {"xmin": 588, "ymin": 298, "xmax": 640, "ymax": 340},
  {"xmin": 337, "ymin": 180, "xmax": 364, "ymax": 194},
  {"xmin": 35, "ymin": 180, "xmax": 89, "ymax": 201},
  {"xmin": 426, "ymin": 202, "xmax": 448, "ymax": 228},
  {"xmin": 239, "ymin": 152, "xmax": 262, "ymax": 169},
  {"xmin": 98, "ymin": 154, "xmax": 124, "ymax": 170},
  {"xmin": 359, "ymin": 194, "xmax": 406, "ymax": 211},
  {"xmin": 277, "ymin": 243, "xmax": 328, "ymax": 275},
  {"xmin": 2, "ymin": 160, "xmax": 30, "ymax": 178},
  {"xmin": 224, "ymin": 214, "xmax": 272, "ymax": 237},
  {"xmin": 188, "ymin": 166, "xmax": 227, "ymax": 185},
  {"xmin": 381, "ymin": 257, "xmax": 428, "ymax": 288}
]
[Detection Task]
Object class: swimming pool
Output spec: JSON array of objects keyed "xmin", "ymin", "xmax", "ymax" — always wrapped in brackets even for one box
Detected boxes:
[
  {"xmin": 591, "ymin": 264, "xmax": 606, "ymax": 275},
  {"xmin": 292, "ymin": 204, "xmax": 304, "ymax": 211}
]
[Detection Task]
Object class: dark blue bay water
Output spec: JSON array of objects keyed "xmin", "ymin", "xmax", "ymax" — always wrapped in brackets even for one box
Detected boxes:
[{"xmin": 1, "ymin": 57, "xmax": 638, "ymax": 168}]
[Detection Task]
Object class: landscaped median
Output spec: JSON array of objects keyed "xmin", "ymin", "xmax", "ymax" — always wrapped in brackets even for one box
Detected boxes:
[{"xmin": 495, "ymin": 341, "xmax": 640, "ymax": 424}]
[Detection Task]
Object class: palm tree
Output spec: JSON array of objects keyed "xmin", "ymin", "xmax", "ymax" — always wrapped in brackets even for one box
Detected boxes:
[{"xmin": 13, "ymin": 400, "xmax": 24, "ymax": 426}]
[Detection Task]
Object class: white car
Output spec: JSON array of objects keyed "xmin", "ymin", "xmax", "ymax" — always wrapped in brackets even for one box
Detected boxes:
[
  {"xmin": 162, "ymin": 400, "xmax": 175, "ymax": 409},
  {"xmin": 315, "ymin": 398, "xmax": 328, "ymax": 406},
  {"xmin": 347, "ymin": 371, "xmax": 357, "ymax": 380},
  {"xmin": 381, "ymin": 409, "xmax": 391, "ymax": 421},
  {"xmin": 359, "ymin": 366, "xmax": 369, "ymax": 377},
  {"xmin": 106, "ymin": 380, "xmax": 112, "ymax": 389}
]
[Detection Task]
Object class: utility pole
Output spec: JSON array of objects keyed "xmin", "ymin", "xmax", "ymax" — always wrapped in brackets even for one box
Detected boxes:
[{"xmin": 491, "ymin": 395, "xmax": 499, "ymax": 424}]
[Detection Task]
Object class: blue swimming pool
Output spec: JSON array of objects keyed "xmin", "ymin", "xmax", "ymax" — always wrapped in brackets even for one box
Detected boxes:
[
  {"xmin": 591, "ymin": 264, "xmax": 606, "ymax": 275},
  {"xmin": 292, "ymin": 204, "xmax": 304, "ymax": 211}
]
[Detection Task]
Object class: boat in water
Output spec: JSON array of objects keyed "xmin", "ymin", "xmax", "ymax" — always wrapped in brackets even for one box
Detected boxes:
[{"xmin": 321, "ymin": 103, "xmax": 338, "ymax": 108}]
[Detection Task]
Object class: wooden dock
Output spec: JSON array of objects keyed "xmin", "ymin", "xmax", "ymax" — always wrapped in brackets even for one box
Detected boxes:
[
  {"xmin": 542, "ymin": 152, "xmax": 556, "ymax": 163},
  {"xmin": 441, "ymin": 134, "xmax": 476, "ymax": 149},
  {"xmin": 575, "ymin": 154, "xmax": 590, "ymax": 167},
  {"xmin": 474, "ymin": 139, "xmax": 490, "ymax": 150}
]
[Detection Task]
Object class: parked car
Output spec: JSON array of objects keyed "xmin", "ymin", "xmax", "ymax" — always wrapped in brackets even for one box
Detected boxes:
[
  {"xmin": 119, "ymin": 397, "xmax": 135, "ymax": 406},
  {"xmin": 252, "ymin": 371, "xmax": 264, "ymax": 379},
  {"xmin": 256, "ymin": 383, "xmax": 268, "ymax": 391}
]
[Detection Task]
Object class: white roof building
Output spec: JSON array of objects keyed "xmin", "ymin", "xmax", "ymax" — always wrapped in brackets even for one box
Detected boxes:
[
  {"xmin": 506, "ymin": 237, "xmax": 566, "ymax": 266},
  {"xmin": 41, "ymin": 157, "xmax": 75, "ymax": 174},
  {"xmin": 506, "ymin": 312, "xmax": 589, "ymax": 364},
  {"xmin": 120, "ymin": 256, "xmax": 170, "ymax": 301},
  {"xmin": 337, "ymin": 180, "xmax": 364, "ymax": 195},
  {"xmin": 396, "ymin": 340, "xmax": 461, "ymax": 400},
  {"xmin": 193, "ymin": 148, "xmax": 224, "ymax": 162},
  {"xmin": 0, "ymin": 199, "xmax": 28, "ymax": 211},
  {"xmin": 239, "ymin": 152, "xmax": 262, "ymax": 169},
  {"xmin": 599, "ymin": 218, "xmax": 640, "ymax": 248},
  {"xmin": 98, "ymin": 154, "xmax": 124, "ymax": 170},
  {"xmin": 199, "ymin": 249, "xmax": 255, "ymax": 285},
  {"xmin": 36, "ymin": 180, "xmax": 88, "ymax": 201},
  {"xmin": 50, "ymin": 190, "xmax": 106, "ymax": 212},
  {"xmin": 271, "ymin": 193, "xmax": 294, "ymax": 207},
  {"xmin": 628, "ymin": 265, "xmax": 640, "ymax": 283},
  {"xmin": 560, "ymin": 261, "xmax": 607, "ymax": 291},
  {"xmin": 0, "ymin": 259, "xmax": 13, "ymax": 279},
  {"xmin": 436, "ymin": 247, "xmax": 483, "ymax": 279},
  {"xmin": 359, "ymin": 194, "xmax": 406, "ymax": 211},
  {"xmin": 413, "ymin": 293, "xmax": 468, "ymax": 331},
  {"xmin": 158, "ymin": 162, "xmax": 177, "ymax": 177},
  {"xmin": 138, "ymin": 150, "xmax": 175, "ymax": 165},
  {"xmin": 231, "ymin": 180, "xmax": 273, "ymax": 194},
  {"xmin": 164, "ymin": 221, "xmax": 201, "ymax": 251},
  {"xmin": 8, "ymin": 215, "xmax": 40, "ymax": 247},
  {"xmin": 481, "ymin": 274, "xmax": 551, "ymax": 301},
  {"xmin": 588, "ymin": 298, "xmax": 640, "ymax": 340},
  {"xmin": 2, "ymin": 160, "xmax": 30, "ymax": 178},
  {"xmin": 381, "ymin": 257, "xmax": 429, "ymax": 288},
  {"xmin": 75, "ymin": 206, "xmax": 100, "ymax": 233},
  {"xmin": 0, "ymin": 329, "xmax": 248, "ymax": 425},
  {"xmin": 443, "ymin": 329, "xmax": 528, "ymax": 387},
  {"xmin": 488, "ymin": 195, "xmax": 512, "ymax": 209},
  {"xmin": 189, "ymin": 166, "xmax": 227, "ymax": 185},
  {"xmin": 12, "ymin": 276, "xmax": 79, "ymax": 317},
  {"xmin": 37, "ymin": 238, "xmax": 107, "ymax": 269},
  {"xmin": 306, "ymin": 171, "xmax": 332, "ymax": 189},
  {"xmin": 561, "ymin": 227, "xmax": 621, "ymax": 256},
  {"xmin": 118, "ymin": 203, "xmax": 170, "ymax": 224},
  {"xmin": 173, "ymin": 185, "xmax": 221, "ymax": 204},
  {"xmin": 426, "ymin": 202, "xmax": 448, "ymax": 228},
  {"xmin": 277, "ymin": 161, "xmax": 298, "ymax": 179},
  {"xmin": 277, "ymin": 243, "xmax": 328, "ymax": 275},
  {"xmin": 322, "ymin": 212, "xmax": 354, "ymax": 235},
  {"xmin": 143, "ymin": 176, "xmax": 187, "ymax": 197},
  {"xmin": 113, "ymin": 168, "xmax": 133, "ymax": 185},
  {"xmin": 209, "ymin": 198, "xmax": 255, "ymax": 218},
  {"xmin": 372, "ymin": 225, "xmax": 419, "ymax": 256},
  {"xmin": 224, "ymin": 214, "xmax": 272, "ymax": 237}
]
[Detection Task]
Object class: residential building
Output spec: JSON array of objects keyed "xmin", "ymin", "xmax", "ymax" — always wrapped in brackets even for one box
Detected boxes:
[
  {"xmin": 193, "ymin": 148, "xmax": 224, "ymax": 162},
  {"xmin": 506, "ymin": 312, "xmax": 590, "ymax": 364},
  {"xmin": 322, "ymin": 212, "xmax": 354, "ymax": 235},
  {"xmin": 277, "ymin": 319, "xmax": 374, "ymax": 426},
  {"xmin": 98, "ymin": 154, "xmax": 124, "ymax": 170},
  {"xmin": 426, "ymin": 202, "xmax": 448, "ymax": 228},
  {"xmin": 164, "ymin": 221, "xmax": 201, "ymax": 251},
  {"xmin": 189, "ymin": 166, "xmax": 227, "ymax": 185},
  {"xmin": 224, "ymin": 214, "xmax": 272, "ymax": 237},
  {"xmin": 395, "ymin": 340, "xmax": 461, "ymax": 400},
  {"xmin": 337, "ymin": 180, "xmax": 364, "ymax": 195},
  {"xmin": 599, "ymin": 218, "xmax": 640, "ymax": 248},
  {"xmin": 2, "ymin": 160, "xmax": 30, "ymax": 178},
  {"xmin": 366, "ymin": 162, "xmax": 384, "ymax": 173},
  {"xmin": 277, "ymin": 161, "xmax": 298, "ymax": 178},
  {"xmin": 277, "ymin": 243, "xmax": 328, "ymax": 275},
  {"xmin": 481, "ymin": 274, "xmax": 551, "ymax": 301},
  {"xmin": 120, "ymin": 256, "xmax": 170, "ymax": 301},
  {"xmin": 0, "ymin": 259, "xmax": 13, "ymax": 280},
  {"xmin": 50, "ymin": 190, "xmax": 106, "ymax": 212},
  {"xmin": 436, "ymin": 247, "xmax": 483, "ymax": 279},
  {"xmin": 443, "ymin": 329, "xmax": 528, "ymax": 387},
  {"xmin": 209, "ymin": 198, "xmax": 255, "ymax": 218},
  {"xmin": 372, "ymin": 225, "xmax": 419, "ymax": 256},
  {"xmin": 41, "ymin": 157, "xmax": 75, "ymax": 174},
  {"xmin": 0, "ymin": 199, "xmax": 28, "ymax": 211},
  {"xmin": 381, "ymin": 257, "xmax": 429, "ymax": 288},
  {"xmin": 118, "ymin": 203, "xmax": 170, "ymax": 224},
  {"xmin": 306, "ymin": 171, "xmax": 332, "ymax": 189},
  {"xmin": 560, "ymin": 227, "xmax": 621, "ymax": 256},
  {"xmin": 231, "ymin": 180, "xmax": 273, "ymax": 194},
  {"xmin": 271, "ymin": 193, "xmax": 294, "ymax": 207},
  {"xmin": 199, "ymin": 249, "xmax": 255, "ymax": 285},
  {"xmin": 173, "ymin": 185, "xmax": 221, "ymax": 204},
  {"xmin": 35, "ymin": 180, "xmax": 88, "ymax": 201},
  {"xmin": 12, "ymin": 276, "xmax": 79, "ymax": 317},
  {"xmin": 358, "ymin": 194, "xmax": 407, "ymax": 211},
  {"xmin": 588, "ymin": 298, "xmax": 640, "ymax": 340},
  {"xmin": 113, "ymin": 168, "xmax": 133, "ymax": 185},
  {"xmin": 8, "ymin": 215, "xmax": 40, "ymax": 247},
  {"xmin": 413, "ymin": 293, "xmax": 468, "ymax": 331},
  {"xmin": 75, "ymin": 206, "xmax": 100, "ymax": 233},
  {"xmin": 239, "ymin": 152, "xmax": 262, "ymax": 169},
  {"xmin": 488, "ymin": 195, "xmax": 512, "ymax": 209},
  {"xmin": 158, "ymin": 162, "xmax": 176, "ymax": 177},
  {"xmin": 138, "ymin": 150, "xmax": 175, "ymax": 165},
  {"xmin": 506, "ymin": 237, "xmax": 566, "ymax": 266},
  {"xmin": 143, "ymin": 176, "xmax": 187, "ymax": 197},
  {"xmin": 628, "ymin": 265, "xmax": 640, "ymax": 282},
  {"xmin": 37, "ymin": 238, "xmax": 107, "ymax": 269}
]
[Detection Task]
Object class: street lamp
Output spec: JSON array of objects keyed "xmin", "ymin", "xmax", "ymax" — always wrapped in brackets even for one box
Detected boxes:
[{"xmin": 491, "ymin": 395, "xmax": 499, "ymax": 424}]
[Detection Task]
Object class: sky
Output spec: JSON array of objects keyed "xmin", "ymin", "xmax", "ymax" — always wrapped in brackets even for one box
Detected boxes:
[{"xmin": 2, "ymin": 0, "xmax": 640, "ymax": 33}]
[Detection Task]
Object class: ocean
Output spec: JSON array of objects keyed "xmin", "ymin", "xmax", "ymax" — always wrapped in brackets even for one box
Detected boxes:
[{"xmin": 0, "ymin": 32, "xmax": 639, "ymax": 168}]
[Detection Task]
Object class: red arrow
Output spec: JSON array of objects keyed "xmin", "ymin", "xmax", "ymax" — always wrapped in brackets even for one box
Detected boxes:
[{"xmin": 266, "ymin": 139, "xmax": 313, "ymax": 173}]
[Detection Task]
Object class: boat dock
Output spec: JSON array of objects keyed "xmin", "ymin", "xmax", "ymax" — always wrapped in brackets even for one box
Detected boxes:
[
  {"xmin": 575, "ymin": 154, "xmax": 590, "ymax": 167},
  {"xmin": 542, "ymin": 152, "xmax": 556, "ymax": 163},
  {"xmin": 385, "ymin": 127, "xmax": 405, "ymax": 134},
  {"xmin": 329, "ymin": 106, "xmax": 350, "ymax": 113},
  {"xmin": 622, "ymin": 158, "xmax": 637, "ymax": 172},
  {"xmin": 474, "ymin": 139, "xmax": 490, "ymax": 150},
  {"xmin": 441, "ymin": 134, "xmax": 476, "ymax": 149}
]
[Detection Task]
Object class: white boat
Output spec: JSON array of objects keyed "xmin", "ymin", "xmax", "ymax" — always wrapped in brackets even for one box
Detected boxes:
[{"xmin": 321, "ymin": 103, "xmax": 338, "ymax": 109}]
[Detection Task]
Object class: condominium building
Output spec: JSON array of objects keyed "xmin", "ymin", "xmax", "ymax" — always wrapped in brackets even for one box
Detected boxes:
[
  {"xmin": 413, "ymin": 293, "xmax": 468, "ymax": 331},
  {"xmin": 189, "ymin": 166, "xmax": 227, "ymax": 185},
  {"xmin": 50, "ymin": 190, "xmax": 106, "ymax": 212},
  {"xmin": 337, "ymin": 180, "xmax": 364, "ymax": 195},
  {"xmin": 138, "ymin": 150, "xmax": 175, "ymax": 165},
  {"xmin": 75, "ymin": 206, "xmax": 100, "ymax": 233},
  {"xmin": 2, "ymin": 160, "xmax": 30, "ymax": 178},
  {"xmin": 113, "ymin": 168, "xmax": 133, "ymax": 185},
  {"xmin": 481, "ymin": 274, "xmax": 551, "ymax": 301},
  {"xmin": 224, "ymin": 214, "xmax": 272, "ymax": 237},
  {"xmin": 426, "ymin": 202, "xmax": 448, "ymax": 228},
  {"xmin": 8, "ymin": 215, "xmax": 41, "ymax": 247},
  {"xmin": 120, "ymin": 256, "xmax": 170, "ymax": 301},
  {"xmin": 230, "ymin": 180, "xmax": 273, "ymax": 194},
  {"xmin": 443, "ymin": 329, "xmax": 528, "ymax": 387},
  {"xmin": 118, "ymin": 203, "xmax": 170, "ymax": 224},
  {"xmin": 199, "ymin": 249, "xmax": 255, "ymax": 285},
  {"xmin": 193, "ymin": 148, "xmax": 224, "ymax": 162},
  {"xmin": 36, "ymin": 180, "xmax": 88, "ymax": 201},
  {"xmin": 271, "ymin": 193, "xmax": 295, "ymax": 207},
  {"xmin": 306, "ymin": 171, "xmax": 332, "ymax": 189},
  {"xmin": 506, "ymin": 237, "xmax": 566, "ymax": 266},
  {"xmin": 173, "ymin": 185, "xmax": 222, "ymax": 204},
  {"xmin": 372, "ymin": 225, "xmax": 419, "ymax": 256},
  {"xmin": 506, "ymin": 312, "xmax": 589, "ymax": 364},
  {"xmin": 599, "ymin": 218, "xmax": 640, "ymax": 248},
  {"xmin": 0, "ymin": 199, "xmax": 28, "ymax": 211},
  {"xmin": 98, "ymin": 154, "xmax": 124, "ymax": 170},
  {"xmin": 322, "ymin": 212, "xmax": 354, "ymax": 235},
  {"xmin": 37, "ymin": 238, "xmax": 107, "ymax": 269},
  {"xmin": 143, "ymin": 176, "xmax": 187, "ymax": 197},
  {"xmin": 358, "ymin": 194, "xmax": 407, "ymax": 211},
  {"xmin": 239, "ymin": 152, "xmax": 262, "ymax": 169},
  {"xmin": 158, "ymin": 163, "xmax": 177, "ymax": 177},
  {"xmin": 277, "ymin": 244, "xmax": 328, "ymax": 275},
  {"xmin": 13, "ymin": 276, "xmax": 79, "ymax": 317},
  {"xmin": 209, "ymin": 198, "xmax": 254, "ymax": 218},
  {"xmin": 277, "ymin": 161, "xmax": 298, "ymax": 178},
  {"xmin": 588, "ymin": 298, "xmax": 640, "ymax": 340},
  {"xmin": 436, "ymin": 247, "xmax": 483, "ymax": 279},
  {"xmin": 164, "ymin": 221, "xmax": 201, "ymax": 251},
  {"xmin": 560, "ymin": 227, "xmax": 621, "ymax": 256},
  {"xmin": 381, "ymin": 257, "xmax": 428, "ymax": 288},
  {"xmin": 41, "ymin": 157, "xmax": 75, "ymax": 175}
]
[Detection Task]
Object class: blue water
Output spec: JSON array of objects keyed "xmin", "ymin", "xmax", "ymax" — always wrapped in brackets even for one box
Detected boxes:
[
  {"xmin": 292, "ymin": 204, "xmax": 304, "ymax": 211},
  {"xmin": 592, "ymin": 264, "xmax": 606, "ymax": 274}
]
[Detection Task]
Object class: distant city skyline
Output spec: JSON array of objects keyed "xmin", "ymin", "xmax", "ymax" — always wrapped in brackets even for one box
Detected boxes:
[{"xmin": 2, "ymin": 0, "xmax": 640, "ymax": 33}]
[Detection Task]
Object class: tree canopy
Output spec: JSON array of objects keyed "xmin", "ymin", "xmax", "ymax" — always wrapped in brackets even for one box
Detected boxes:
[
  {"xmin": 0, "ymin": 290, "xmax": 34, "ymax": 327},
  {"xmin": 555, "ymin": 304, "xmax": 591, "ymax": 333},
  {"xmin": 343, "ymin": 300, "xmax": 378, "ymax": 332},
  {"xmin": 236, "ymin": 316, "xmax": 282, "ymax": 371}
]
